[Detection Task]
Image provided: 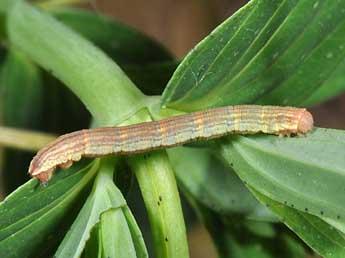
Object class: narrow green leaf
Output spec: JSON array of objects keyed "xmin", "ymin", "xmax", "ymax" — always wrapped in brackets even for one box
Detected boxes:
[
  {"xmin": 251, "ymin": 188, "xmax": 345, "ymax": 258},
  {"xmin": 55, "ymin": 158, "xmax": 148, "ymax": 258},
  {"xmin": 100, "ymin": 208, "xmax": 137, "ymax": 258},
  {"xmin": 0, "ymin": 49, "xmax": 43, "ymax": 191},
  {"xmin": 83, "ymin": 224, "xmax": 102, "ymax": 258},
  {"xmin": 55, "ymin": 158, "xmax": 124, "ymax": 258},
  {"xmin": 122, "ymin": 206, "xmax": 149, "ymax": 258},
  {"xmin": 0, "ymin": 160, "xmax": 98, "ymax": 258},
  {"xmin": 0, "ymin": 50, "xmax": 42, "ymax": 128},
  {"xmin": 219, "ymin": 128, "xmax": 345, "ymax": 235},
  {"xmin": 161, "ymin": 0, "xmax": 345, "ymax": 110}
]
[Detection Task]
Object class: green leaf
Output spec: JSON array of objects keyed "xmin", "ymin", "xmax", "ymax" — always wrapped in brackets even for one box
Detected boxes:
[
  {"xmin": 100, "ymin": 208, "xmax": 137, "ymax": 258},
  {"xmin": 55, "ymin": 158, "xmax": 148, "ymax": 258},
  {"xmin": 52, "ymin": 8, "xmax": 172, "ymax": 65},
  {"xmin": 167, "ymin": 146, "xmax": 275, "ymax": 221},
  {"xmin": 219, "ymin": 128, "xmax": 345, "ymax": 235},
  {"xmin": 8, "ymin": 1, "xmax": 145, "ymax": 126},
  {"xmin": 0, "ymin": 50, "xmax": 42, "ymax": 128},
  {"xmin": 0, "ymin": 160, "xmax": 98, "ymax": 258},
  {"xmin": 251, "ymin": 188, "xmax": 345, "ymax": 257},
  {"xmin": 161, "ymin": 0, "xmax": 345, "ymax": 110}
]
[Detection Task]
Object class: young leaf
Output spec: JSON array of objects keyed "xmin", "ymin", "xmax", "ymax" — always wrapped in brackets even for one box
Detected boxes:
[{"xmin": 55, "ymin": 158, "xmax": 148, "ymax": 258}]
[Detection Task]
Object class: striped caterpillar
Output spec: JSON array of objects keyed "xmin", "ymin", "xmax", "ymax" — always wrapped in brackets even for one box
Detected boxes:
[{"xmin": 29, "ymin": 105, "xmax": 313, "ymax": 182}]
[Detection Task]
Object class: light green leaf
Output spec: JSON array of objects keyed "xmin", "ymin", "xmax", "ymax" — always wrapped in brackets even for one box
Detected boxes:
[
  {"xmin": 219, "ymin": 128, "xmax": 345, "ymax": 235},
  {"xmin": 0, "ymin": 160, "xmax": 98, "ymax": 258},
  {"xmin": 100, "ymin": 208, "xmax": 137, "ymax": 258},
  {"xmin": 55, "ymin": 158, "xmax": 148, "ymax": 258},
  {"xmin": 161, "ymin": 0, "xmax": 345, "ymax": 110}
]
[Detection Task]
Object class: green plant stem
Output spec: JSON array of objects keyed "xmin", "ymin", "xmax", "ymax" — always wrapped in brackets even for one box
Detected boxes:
[
  {"xmin": 8, "ymin": 0, "xmax": 145, "ymax": 126},
  {"xmin": 37, "ymin": 0, "xmax": 86, "ymax": 9},
  {"xmin": 126, "ymin": 110, "xmax": 189, "ymax": 258},
  {"xmin": 0, "ymin": 126, "xmax": 56, "ymax": 151}
]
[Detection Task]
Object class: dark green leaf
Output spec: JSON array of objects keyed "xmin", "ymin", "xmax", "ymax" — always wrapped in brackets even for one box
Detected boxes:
[
  {"xmin": 0, "ymin": 160, "xmax": 98, "ymax": 258},
  {"xmin": 0, "ymin": 49, "xmax": 43, "ymax": 192},
  {"xmin": 161, "ymin": 0, "xmax": 345, "ymax": 110},
  {"xmin": 53, "ymin": 8, "xmax": 172, "ymax": 65},
  {"xmin": 252, "ymin": 188, "xmax": 345, "ymax": 257}
]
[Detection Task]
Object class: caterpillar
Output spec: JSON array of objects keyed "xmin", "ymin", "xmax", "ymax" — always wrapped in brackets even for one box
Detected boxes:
[{"xmin": 29, "ymin": 105, "xmax": 313, "ymax": 182}]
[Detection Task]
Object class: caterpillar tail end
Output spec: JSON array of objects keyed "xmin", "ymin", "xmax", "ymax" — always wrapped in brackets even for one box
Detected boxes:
[{"xmin": 297, "ymin": 110, "xmax": 314, "ymax": 133}]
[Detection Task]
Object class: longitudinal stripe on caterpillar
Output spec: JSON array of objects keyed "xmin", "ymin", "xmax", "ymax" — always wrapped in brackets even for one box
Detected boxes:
[{"xmin": 29, "ymin": 105, "xmax": 314, "ymax": 182}]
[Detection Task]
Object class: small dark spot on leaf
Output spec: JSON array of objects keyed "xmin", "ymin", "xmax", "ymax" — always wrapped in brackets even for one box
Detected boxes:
[
  {"xmin": 337, "ymin": 215, "xmax": 341, "ymax": 219},
  {"xmin": 320, "ymin": 211, "xmax": 324, "ymax": 215},
  {"xmin": 230, "ymin": 163, "xmax": 233, "ymax": 167},
  {"xmin": 291, "ymin": 204, "xmax": 294, "ymax": 208},
  {"xmin": 157, "ymin": 201, "xmax": 160, "ymax": 206},
  {"xmin": 284, "ymin": 201, "xmax": 287, "ymax": 205},
  {"xmin": 159, "ymin": 195, "xmax": 163, "ymax": 202},
  {"xmin": 305, "ymin": 208, "xmax": 309, "ymax": 212},
  {"xmin": 165, "ymin": 237, "xmax": 168, "ymax": 242}
]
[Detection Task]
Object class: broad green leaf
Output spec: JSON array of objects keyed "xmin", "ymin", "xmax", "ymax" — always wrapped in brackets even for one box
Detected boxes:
[
  {"xmin": 52, "ymin": 8, "xmax": 172, "ymax": 65},
  {"xmin": 219, "ymin": 128, "xmax": 345, "ymax": 236},
  {"xmin": 252, "ymin": 188, "xmax": 345, "ymax": 257},
  {"xmin": 8, "ymin": 1, "xmax": 145, "ymax": 126},
  {"xmin": 167, "ymin": 146, "xmax": 275, "ymax": 221},
  {"xmin": 161, "ymin": 0, "xmax": 345, "ymax": 110},
  {"xmin": 55, "ymin": 158, "xmax": 148, "ymax": 258},
  {"xmin": 0, "ymin": 160, "xmax": 98, "ymax": 258}
]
